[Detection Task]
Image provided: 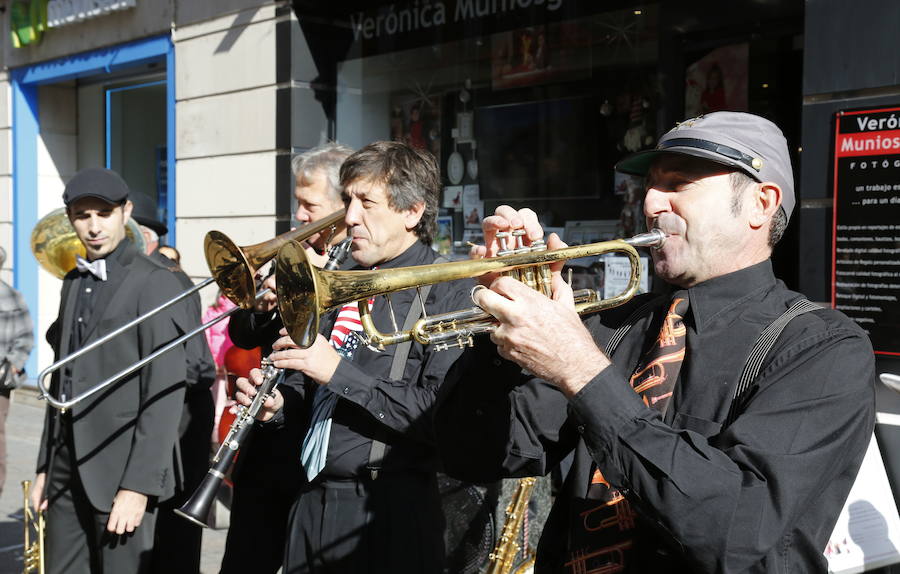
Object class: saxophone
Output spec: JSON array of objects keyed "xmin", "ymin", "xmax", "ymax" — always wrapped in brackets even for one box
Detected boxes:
[
  {"xmin": 486, "ymin": 477, "xmax": 537, "ymax": 574},
  {"xmin": 22, "ymin": 480, "xmax": 44, "ymax": 574}
]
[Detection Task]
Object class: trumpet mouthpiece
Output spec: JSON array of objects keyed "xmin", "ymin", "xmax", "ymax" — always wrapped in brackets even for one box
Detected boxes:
[{"xmin": 624, "ymin": 228, "xmax": 667, "ymax": 249}]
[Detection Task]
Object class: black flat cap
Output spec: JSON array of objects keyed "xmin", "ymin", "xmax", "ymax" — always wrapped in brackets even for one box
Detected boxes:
[{"xmin": 62, "ymin": 168, "xmax": 130, "ymax": 206}]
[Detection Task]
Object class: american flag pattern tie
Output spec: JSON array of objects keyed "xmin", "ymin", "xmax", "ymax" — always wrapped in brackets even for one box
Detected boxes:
[
  {"xmin": 330, "ymin": 302, "xmax": 363, "ymax": 350},
  {"xmin": 300, "ymin": 299, "xmax": 374, "ymax": 481}
]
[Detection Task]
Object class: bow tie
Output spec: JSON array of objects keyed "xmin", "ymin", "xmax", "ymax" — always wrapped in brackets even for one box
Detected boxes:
[{"xmin": 75, "ymin": 255, "xmax": 107, "ymax": 281}]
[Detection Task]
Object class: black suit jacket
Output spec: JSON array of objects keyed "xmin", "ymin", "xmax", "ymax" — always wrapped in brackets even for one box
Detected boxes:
[
  {"xmin": 38, "ymin": 240, "xmax": 188, "ymax": 511},
  {"xmin": 150, "ymin": 249, "xmax": 215, "ymax": 393}
]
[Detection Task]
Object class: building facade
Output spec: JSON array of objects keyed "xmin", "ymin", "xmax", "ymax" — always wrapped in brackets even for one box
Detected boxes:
[
  {"xmin": 1, "ymin": 0, "xmax": 327, "ymax": 374},
  {"xmin": 2, "ymin": 0, "xmax": 899, "ymax": 397}
]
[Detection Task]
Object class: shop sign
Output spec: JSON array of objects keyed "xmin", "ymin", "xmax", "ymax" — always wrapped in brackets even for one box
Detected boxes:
[
  {"xmin": 47, "ymin": 0, "xmax": 137, "ymax": 28},
  {"xmin": 332, "ymin": 0, "xmax": 595, "ymax": 57},
  {"xmin": 350, "ymin": 0, "xmax": 563, "ymax": 41},
  {"xmin": 832, "ymin": 105, "xmax": 900, "ymax": 355},
  {"xmin": 10, "ymin": 0, "xmax": 48, "ymax": 48}
]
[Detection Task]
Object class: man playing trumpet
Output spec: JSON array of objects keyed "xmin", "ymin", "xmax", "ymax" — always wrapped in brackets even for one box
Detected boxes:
[
  {"xmin": 235, "ymin": 141, "xmax": 473, "ymax": 573},
  {"xmin": 434, "ymin": 112, "xmax": 875, "ymax": 572}
]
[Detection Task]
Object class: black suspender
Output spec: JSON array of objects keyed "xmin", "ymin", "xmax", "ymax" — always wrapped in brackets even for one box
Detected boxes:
[
  {"xmin": 366, "ymin": 256, "xmax": 447, "ymax": 479},
  {"xmin": 723, "ymin": 298, "xmax": 820, "ymax": 426}
]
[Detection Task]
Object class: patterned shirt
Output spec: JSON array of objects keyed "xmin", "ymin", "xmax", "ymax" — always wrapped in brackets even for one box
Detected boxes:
[{"xmin": 0, "ymin": 278, "xmax": 34, "ymax": 383}]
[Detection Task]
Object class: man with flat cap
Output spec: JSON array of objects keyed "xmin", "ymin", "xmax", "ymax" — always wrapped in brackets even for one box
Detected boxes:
[
  {"xmin": 130, "ymin": 192, "xmax": 216, "ymax": 574},
  {"xmin": 435, "ymin": 112, "xmax": 875, "ymax": 572},
  {"xmin": 31, "ymin": 168, "xmax": 188, "ymax": 574}
]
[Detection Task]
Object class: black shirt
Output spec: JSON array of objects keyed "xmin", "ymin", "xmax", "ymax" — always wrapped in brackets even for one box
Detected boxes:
[
  {"xmin": 62, "ymin": 242, "xmax": 130, "ymax": 398},
  {"xmin": 435, "ymin": 259, "xmax": 876, "ymax": 573},
  {"xmin": 276, "ymin": 240, "xmax": 474, "ymax": 479},
  {"xmin": 70, "ymin": 241, "xmax": 128, "ymax": 351}
]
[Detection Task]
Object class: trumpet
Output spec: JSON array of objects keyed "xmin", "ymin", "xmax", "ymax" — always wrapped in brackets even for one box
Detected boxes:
[
  {"xmin": 275, "ymin": 229, "xmax": 666, "ymax": 350},
  {"xmin": 22, "ymin": 480, "xmax": 44, "ymax": 574},
  {"xmin": 32, "ymin": 210, "xmax": 346, "ymax": 412},
  {"xmin": 174, "ymin": 238, "xmax": 352, "ymax": 528}
]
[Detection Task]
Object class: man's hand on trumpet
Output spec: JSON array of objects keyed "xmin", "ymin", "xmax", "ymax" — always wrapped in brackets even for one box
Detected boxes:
[
  {"xmin": 30, "ymin": 473, "xmax": 47, "ymax": 513},
  {"xmin": 473, "ymin": 205, "xmax": 611, "ymax": 397},
  {"xmin": 471, "ymin": 206, "xmax": 546, "ymax": 286}
]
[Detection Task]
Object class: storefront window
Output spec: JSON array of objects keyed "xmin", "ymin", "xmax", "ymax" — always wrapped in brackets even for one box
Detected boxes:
[{"xmin": 297, "ymin": 0, "xmax": 802, "ymax": 292}]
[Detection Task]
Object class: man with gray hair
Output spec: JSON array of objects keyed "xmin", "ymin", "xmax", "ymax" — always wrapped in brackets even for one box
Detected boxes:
[
  {"xmin": 0, "ymin": 245, "xmax": 34, "ymax": 496},
  {"xmin": 221, "ymin": 142, "xmax": 353, "ymax": 574},
  {"xmin": 291, "ymin": 142, "xmax": 355, "ymax": 261}
]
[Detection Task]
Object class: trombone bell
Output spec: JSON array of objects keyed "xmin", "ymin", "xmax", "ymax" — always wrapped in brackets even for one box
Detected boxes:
[
  {"xmin": 204, "ymin": 231, "xmax": 256, "ymax": 309},
  {"xmin": 205, "ymin": 209, "xmax": 345, "ymax": 309}
]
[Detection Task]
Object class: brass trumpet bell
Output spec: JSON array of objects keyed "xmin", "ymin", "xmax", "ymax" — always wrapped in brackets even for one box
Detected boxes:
[{"xmin": 274, "ymin": 241, "xmax": 327, "ymax": 348}]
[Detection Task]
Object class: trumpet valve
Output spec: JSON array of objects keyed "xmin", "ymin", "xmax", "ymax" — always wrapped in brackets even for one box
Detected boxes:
[
  {"xmin": 512, "ymin": 229, "xmax": 527, "ymax": 250},
  {"xmin": 434, "ymin": 334, "xmax": 475, "ymax": 352},
  {"xmin": 495, "ymin": 232, "xmax": 511, "ymax": 253}
]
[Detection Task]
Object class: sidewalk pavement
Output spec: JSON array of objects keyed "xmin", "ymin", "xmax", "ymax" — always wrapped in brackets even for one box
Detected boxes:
[{"xmin": 0, "ymin": 388, "xmax": 228, "ymax": 574}]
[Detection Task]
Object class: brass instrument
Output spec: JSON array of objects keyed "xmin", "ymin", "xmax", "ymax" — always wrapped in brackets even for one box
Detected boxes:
[
  {"xmin": 175, "ymin": 238, "xmax": 351, "ymax": 528},
  {"xmin": 31, "ymin": 209, "xmax": 346, "ymax": 412},
  {"xmin": 487, "ymin": 477, "xmax": 537, "ymax": 574},
  {"xmin": 22, "ymin": 480, "xmax": 44, "ymax": 574},
  {"xmin": 205, "ymin": 209, "xmax": 345, "ymax": 308},
  {"xmin": 31, "ymin": 207, "xmax": 146, "ymax": 279},
  {"xmin": 275, "ymin": 229, "xmax": 666, "ymax": 350}
]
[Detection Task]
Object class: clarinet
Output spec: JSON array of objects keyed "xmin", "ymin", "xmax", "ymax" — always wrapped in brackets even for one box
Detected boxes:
[{"xmin": 174, "ymin": 237, "xmax": 351, "ymax": 528}]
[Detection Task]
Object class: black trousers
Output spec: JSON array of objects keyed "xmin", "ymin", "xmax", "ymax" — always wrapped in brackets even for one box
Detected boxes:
[
  {"xmin": 151, "ymin": 390, "xmax": 215, "ymax": 574},
  {"xmin": 283, "ymin": 473, "xmax": 445, "ymax": 574},
  {"xmin": 220, "ymin": 432, "xmax": 302, "ymax": 574},
  {"xmin": 45, "ymin": 436, "xmax": 157, "ymax": 574}
]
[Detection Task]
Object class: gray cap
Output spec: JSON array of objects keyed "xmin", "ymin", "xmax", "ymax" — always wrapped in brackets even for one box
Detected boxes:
[
  {"xmin": 615, "ymin": 112, "xmax": 795, "ymax": 219},
  {"xmin": 63, "ymin": 168, "xmax": 130, "ymax": 206}
]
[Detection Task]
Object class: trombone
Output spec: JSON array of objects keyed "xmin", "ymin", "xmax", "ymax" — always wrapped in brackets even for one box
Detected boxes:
[
  {"xmin": 275, "ymin": 228, "xmax": 666, "ymax": 350},
  {"xmin": 33, "ymin": 209, "xmax": 346, "ymax": 412}
]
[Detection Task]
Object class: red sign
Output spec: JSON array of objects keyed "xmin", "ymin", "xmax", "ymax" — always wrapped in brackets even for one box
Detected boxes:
[{"xmin": 832, "ymin": 106, "xmax": 900, "ymax": 356}]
